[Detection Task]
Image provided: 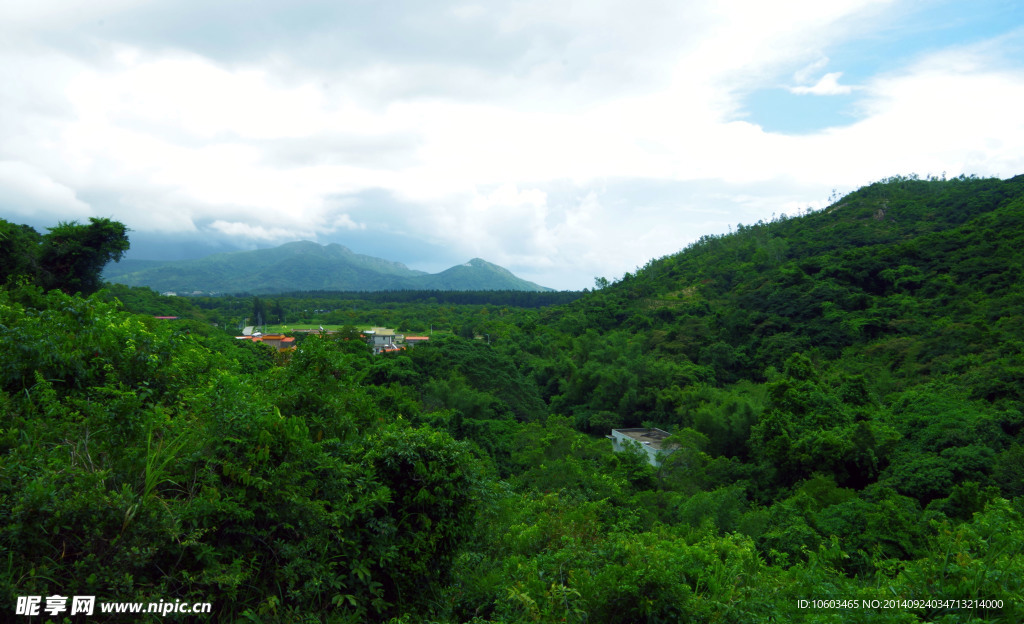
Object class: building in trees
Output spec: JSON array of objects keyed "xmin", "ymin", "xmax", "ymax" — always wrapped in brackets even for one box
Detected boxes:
[
  {"xmin": 608, "ymin": 428, "xmax": 676, "ymax": 466},
  {"xmin": 364, "ymin": 327, "xmax": 397, "ymax": 354}
]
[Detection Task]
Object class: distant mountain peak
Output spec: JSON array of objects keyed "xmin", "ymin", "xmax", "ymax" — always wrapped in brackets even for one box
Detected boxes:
[{"xmin": 103, "ymin": 241, "xmax": 552, "ymax": 293}]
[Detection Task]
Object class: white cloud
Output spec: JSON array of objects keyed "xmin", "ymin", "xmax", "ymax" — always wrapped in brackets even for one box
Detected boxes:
[
  {"xmin": 0, "ymin": 0, "xmax": 149, "ymax": 28},
  {"xmin": 65, "ymin": 48, "xmax": 335, "ymax": 141},
  {"xmin": 790, "ymin": 72, "xmax": 856, "ymax": 95},
  {"xmin": 0, "ymin": 1, "xmax": 1021, "ymax": 289},
  {"xmin": 330, "ymin": 213, "xmax": 365, "ymax": 230},
  {"xmin": 0, "ymin": 160, "xmax": 90, "ymax": 219},
  {"xmin": 793, "ymin": 57, "xmax": 832, "ymax": 85},
  {"xmin": 209, "ymin": 220, "xmax": 315, "ymax": 241}
]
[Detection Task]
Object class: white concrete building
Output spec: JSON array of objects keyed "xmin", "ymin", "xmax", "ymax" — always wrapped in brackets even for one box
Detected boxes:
[{"xmin": 607, "ymin": 428, "xmax": 675, "ymax": 467}]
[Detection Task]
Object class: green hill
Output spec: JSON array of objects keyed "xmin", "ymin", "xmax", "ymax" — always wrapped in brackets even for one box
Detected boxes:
[
  {"xmin": 102, "ymin": 240, "xmax": 552, "ymax": 293},
  {"xmin": 409, "ymin": 258, "xmax": 544, "ymax": 290},
  {"xmin": 543, "ymin": 173, "xmax": 1024, "ymax": 374},
  {"xmin": 5, "ymin": 174, "xmax": 1024, "ymax": 623}
]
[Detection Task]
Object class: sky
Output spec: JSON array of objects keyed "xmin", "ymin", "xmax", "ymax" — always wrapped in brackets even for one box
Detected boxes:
[{"xmin": 2, "ymin": 0, "xmax": 1023, "ymax": 290}]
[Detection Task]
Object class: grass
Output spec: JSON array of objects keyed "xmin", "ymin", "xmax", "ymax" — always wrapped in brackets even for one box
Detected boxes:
[{"xmin": 259, "ymin": 324, "xmax": 357, "ymax": 333}]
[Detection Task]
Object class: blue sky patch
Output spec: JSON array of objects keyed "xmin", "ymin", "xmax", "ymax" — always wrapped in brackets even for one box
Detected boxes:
[
  {"xmin": 742, "ymin": 89, "xmax": 860, "ymax": 134},
  {"xmin": 740, "ymin": 0, "xmax": 1023, "ymax": 135}
]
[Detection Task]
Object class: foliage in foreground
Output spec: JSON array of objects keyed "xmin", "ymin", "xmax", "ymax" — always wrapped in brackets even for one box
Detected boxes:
[
  {"xmin": 4, "ymin": 175, "xmax": 1024, "ymax": 622},
  {"xmin": 0, "ymin": 287, "xmax": 480, "ymax": 622}
]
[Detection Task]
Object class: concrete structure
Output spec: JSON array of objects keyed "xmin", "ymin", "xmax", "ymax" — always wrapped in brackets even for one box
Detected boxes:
[
  {"xmin": 607, "ymin": 428, "xmax": 675, "ymax": 467},
  {"xmin": 364, "ymin": 327, "xmax": 397, "ymax": 354}
]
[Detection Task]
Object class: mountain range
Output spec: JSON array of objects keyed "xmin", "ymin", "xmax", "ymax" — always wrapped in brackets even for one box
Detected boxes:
[{"xmin": 102, "ymin": 241, "xmax": 552, "ymax": 294}]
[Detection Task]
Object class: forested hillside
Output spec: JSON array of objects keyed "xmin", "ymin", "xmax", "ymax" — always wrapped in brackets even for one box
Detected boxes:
[{"xmin": 3, "ymin": 174, "xmax": 1023, "ymax": 622}]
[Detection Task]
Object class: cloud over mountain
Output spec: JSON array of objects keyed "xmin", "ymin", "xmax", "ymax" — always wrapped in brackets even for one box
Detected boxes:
[{"xmin": 2, "ymin": 1, "xmax": 1023, "ymax": 289}]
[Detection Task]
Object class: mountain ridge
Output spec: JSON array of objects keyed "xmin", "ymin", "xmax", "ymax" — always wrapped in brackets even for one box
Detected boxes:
[{"xmin": 102, "ymin": 241, "xmax": 553, "ymax": 293}]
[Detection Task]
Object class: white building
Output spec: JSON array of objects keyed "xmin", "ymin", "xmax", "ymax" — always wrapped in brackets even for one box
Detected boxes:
[
  {"xmin": 607, "ymin": 428, "xmax": 675, "ymax": 467},
  {"xmin": 364, "ymin": 327, "xmax": 398, "ymax": 354}
]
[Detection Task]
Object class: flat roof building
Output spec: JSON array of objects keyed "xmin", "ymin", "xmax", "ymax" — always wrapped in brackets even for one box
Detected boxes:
[{"xmin": 607, "ymin": 428, "xmax": 675, "ymax": 466}]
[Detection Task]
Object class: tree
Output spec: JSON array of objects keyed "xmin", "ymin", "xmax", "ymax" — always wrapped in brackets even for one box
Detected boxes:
[
  {"xmin": 0, "ymin": 220, "xmax": 42, "ymax": 283},
  {"xmin": 252, "ymin": 296, "xmax": 268, "ymax": 327},
  {"xmin": 36, "ymin": 218, "xmax": 130, "ymax": 295}
]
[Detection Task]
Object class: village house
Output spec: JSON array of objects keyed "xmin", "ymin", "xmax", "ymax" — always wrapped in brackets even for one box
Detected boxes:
[
  {"xmin": 363, "ymin": 327, "xmax": 397, "ymax": 354},
  {"xmin": 236, "ymin": 333, "xmax": 296, "ymax": 352}
]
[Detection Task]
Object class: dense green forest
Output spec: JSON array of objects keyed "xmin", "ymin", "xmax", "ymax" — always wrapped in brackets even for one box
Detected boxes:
[{"xmin": 3, "ymin": 174, "xmax": 1023, "ymax": 622}]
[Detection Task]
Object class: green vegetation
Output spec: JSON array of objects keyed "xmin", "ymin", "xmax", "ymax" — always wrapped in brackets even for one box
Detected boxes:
[
  {"xmin": 3, "ymin": 173, "xmax": 1024, "ymax": 622},
  {"xmin": 1, "ymin": 217, "xmax": 129, "ymax": 295}
]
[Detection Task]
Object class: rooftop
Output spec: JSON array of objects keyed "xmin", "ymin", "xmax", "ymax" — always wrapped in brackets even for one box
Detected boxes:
[{"xmin": 613, "ymin": 428, "xmax": 673, "ymax": 451}]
